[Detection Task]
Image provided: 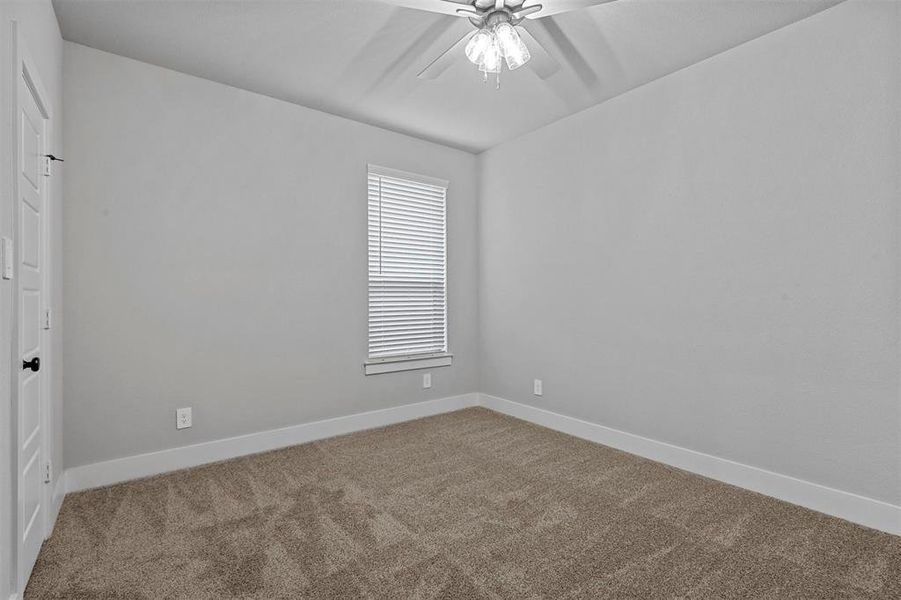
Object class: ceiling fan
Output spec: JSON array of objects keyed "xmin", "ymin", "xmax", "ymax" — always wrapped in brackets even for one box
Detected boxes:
[{"xmin": 375, "ymin": 0, "xmax": 616, "ymax": 85}]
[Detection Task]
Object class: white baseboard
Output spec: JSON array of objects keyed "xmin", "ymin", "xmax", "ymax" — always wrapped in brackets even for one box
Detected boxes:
[
  {"xmin": 66, "ymin": 393, "xmax": 479, "ymax": 493},
  {"xmin": 61, "ymin": 391, "xmax": 900, "ymax": 536},
  {"xmin": 47, "ymin": 473, "xmax": 66, "ymax": 536},
  {"xmin": 479, "ymin": 394, "xmax": 901, "ymax": 536}
]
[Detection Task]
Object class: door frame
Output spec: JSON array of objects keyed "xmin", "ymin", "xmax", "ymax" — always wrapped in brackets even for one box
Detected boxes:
[{"xmin": 8, "ymin": 22, "xmax": 54, "ymax": 597}]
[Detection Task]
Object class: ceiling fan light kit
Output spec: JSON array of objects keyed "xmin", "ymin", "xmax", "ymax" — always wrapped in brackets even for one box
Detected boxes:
[
  {"xmin": 463, "ymin": 6, "xmax": 534, "ymax": 86},
  {"xmin": 407, "ymin": 1, "xmax": 616, "ymax": 85}
]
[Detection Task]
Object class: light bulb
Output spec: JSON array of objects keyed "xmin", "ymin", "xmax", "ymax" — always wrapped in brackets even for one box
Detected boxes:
[
  {"xmin": 494, "ymin": 22, "xmax": 530, "ymax": 71},
  {"xmin": 478, "ymin": 32, "xmax": 501, "ymax": 74},
  {"xmin": 465, "ymin": 29, "xmax": 492, "ymax": 65}
]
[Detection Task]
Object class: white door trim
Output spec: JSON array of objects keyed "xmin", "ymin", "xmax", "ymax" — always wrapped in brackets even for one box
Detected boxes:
[
  {"xmin": 0, "ymin": 19, "xmax": 9, "ymax": 600},
  {"xmin": 9, "ymin": 24, "xmax": 54, "ymax": 598}
]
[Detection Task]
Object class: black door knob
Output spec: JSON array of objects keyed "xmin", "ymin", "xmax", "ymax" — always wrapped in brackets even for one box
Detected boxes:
[{"xmin": 23, "ymin": 357, "xmax": 40, "ymax": 372}]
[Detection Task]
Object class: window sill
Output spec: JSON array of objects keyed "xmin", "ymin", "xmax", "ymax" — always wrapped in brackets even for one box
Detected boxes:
[{"xmin": 364, "ymin": 353, "xmax": 453, "ymax": 375}]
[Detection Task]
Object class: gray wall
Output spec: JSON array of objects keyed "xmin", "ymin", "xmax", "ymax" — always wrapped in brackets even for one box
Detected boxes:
[
  {"xmin": 62, "ymin": 0, "xmax": 901, "ymax": 510},
  {"xmin": 479, "ymin": 0, "xmax": 901, "ymax": 505},
  {"xmin": 0, "ymin": 2, "xmax": 64, "ymax": 596},
  {"xmin": 63, "ymin": 43, "xmax": 479, "ymax": 469}
]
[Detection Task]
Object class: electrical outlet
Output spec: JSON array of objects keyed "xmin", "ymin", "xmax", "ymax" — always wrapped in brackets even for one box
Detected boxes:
[
  {"xmin": 176, "ymin": 407, "xmax": 192, "ymax": 430},
  {"xmin": 423, "ymin": 373, "xmax": 432, "ymax": 389},
  {"xmin": 533, "ymin": 379, "xmax": 543, "ymax": 396}
]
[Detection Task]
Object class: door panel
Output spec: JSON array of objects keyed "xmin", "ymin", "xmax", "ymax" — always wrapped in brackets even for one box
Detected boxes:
[
  {"xmin": 21, "ymin": 110, "xmax": 40, "ymax": 189},
  {"xmin": 22, "ymin": 290, "xmax": 39, "ymax": 354},
  {"xmin": 22, "ymin": 204, "xmax": 40, "ymax": 267},
  {"xmin": 22, "ymin": 452, "xmax": 41, "ymax": 540},
  {"xmin": 17, "ymin": 57, "xmax": 46, "ymax": 592},
  {"xmin": 21, "ymin": 374, "xmax": 40, "ymax": 447}
]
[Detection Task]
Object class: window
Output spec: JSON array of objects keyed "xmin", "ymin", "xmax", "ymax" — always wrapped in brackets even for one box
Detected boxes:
[{"xmin": 365, "ymin": 165, "xmax": 451, "ymax": 375}]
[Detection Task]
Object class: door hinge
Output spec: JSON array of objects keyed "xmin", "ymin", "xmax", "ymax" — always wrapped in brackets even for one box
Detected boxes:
[
  {"xmin": 42, "ymin": 154, "xmax": 63, "ymax": 177},
  {"xmin": 1, "ymin": 237, "xmax": 12, "ymax": 280},
  {"xmin": 43, "ymin": 461, "xmax": 52, "ymax": 484},
  {"xmin": 43, "ymin": 307, "xmax": 52, "ymax": 330}
]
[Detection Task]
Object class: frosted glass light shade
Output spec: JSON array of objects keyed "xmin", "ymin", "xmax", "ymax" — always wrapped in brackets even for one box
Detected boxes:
[
  {"xmin": 478, "ymin": 34, "xmax": 502, "ymax": 74},
  {"xmin": 465, "ymin": 29, "xmax": 492, "ymax": 65},
  {"xmin": 495, "ymin": 22, "xmax": 530, "ymax": 71}
]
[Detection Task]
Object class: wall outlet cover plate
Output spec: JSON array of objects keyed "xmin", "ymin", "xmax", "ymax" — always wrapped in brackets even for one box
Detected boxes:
[{"xmin": 176, "ymin": 407, "xmax": 192, "ymax": 429}]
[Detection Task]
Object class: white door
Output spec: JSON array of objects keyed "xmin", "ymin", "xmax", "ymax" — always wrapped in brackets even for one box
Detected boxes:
[{"xmin": 16, "ymin": 45, "xmax": 49, "ymax": 592}]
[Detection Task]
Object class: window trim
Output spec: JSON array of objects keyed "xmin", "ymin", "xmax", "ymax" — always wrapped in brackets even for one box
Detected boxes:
[
  {"xmin": 367, "ymin": 164, "xmax": 449, "ymax": 189},
  {"xmin": 364, "ymin": 164, "xmax": 452, "ymax": 375},
  {"xmin": 364, "ymin": 352, "xmax": 453, "ymax": 375}
]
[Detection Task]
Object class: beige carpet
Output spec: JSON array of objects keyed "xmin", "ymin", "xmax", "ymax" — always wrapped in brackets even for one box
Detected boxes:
[{"xmin": 27, "ymin": 408, "xmax": 900, "ymax": 599}]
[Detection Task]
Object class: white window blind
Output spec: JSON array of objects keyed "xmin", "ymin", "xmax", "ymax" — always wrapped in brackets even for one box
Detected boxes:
[{"xmin": 368, "ymin": 165, "xmax": 448, "ymax": 363}]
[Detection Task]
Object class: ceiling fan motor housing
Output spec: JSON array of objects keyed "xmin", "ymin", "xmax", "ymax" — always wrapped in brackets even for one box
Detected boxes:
[
  {"xmin": 470, "ymin": 7, "xmax": 524, "ymax": 29},
  {"xmin": 486, "ymin": 10, "xmax": 513, "ymax": 27}
]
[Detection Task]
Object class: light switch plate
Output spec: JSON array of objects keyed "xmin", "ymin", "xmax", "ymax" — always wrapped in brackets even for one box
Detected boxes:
[
  {"xmin": 533, "ymin": 379, "xmax": 543, "ymax": 396},
  {"xmin": 423, "ymin": 373, "xmax": 432, "ymax": 389},
  {"xmin": 1, "ymin": 237, "xmax": 12, "ymax": 280}
]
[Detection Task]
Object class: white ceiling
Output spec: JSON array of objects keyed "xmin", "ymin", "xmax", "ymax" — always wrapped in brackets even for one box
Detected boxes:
[{"xmin": 52, "ymin": 0, "xmax": 844, "ymax": 152}]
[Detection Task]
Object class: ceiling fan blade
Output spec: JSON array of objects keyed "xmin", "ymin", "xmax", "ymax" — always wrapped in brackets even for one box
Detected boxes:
[
  {"xmin": 522, "ymin": 0, "xmax": 617, "ymax": 19},
  {"xmin": 528, "ymin": 16, "xmax": 597, "ymax": 88},
  {"xmin": 373, "ymin": 0, "xmax": 478, "ymax": 18},
  {"xmin": 417, "ymin": 31, "xmax": 474, "ymax": 79},
  {"xmin": 517, "ymin": 26, "xmax": 560, "ymax": 79},
  {"xmin": 342, "ymin": 13, "xmax": 465, "ymax": 97},
  {"xmin": 512, "ymin": 4, "xmax": 543, "ymax": 19}
]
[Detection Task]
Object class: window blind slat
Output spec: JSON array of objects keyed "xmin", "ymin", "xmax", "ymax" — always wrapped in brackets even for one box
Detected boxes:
[
  {"xmin": 369, "ymin": 309, "xmax": 446, "ymax": 316},
  {"xmin": 368, "ymin": 169, "xmax": 448, "ymax": 360}
]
